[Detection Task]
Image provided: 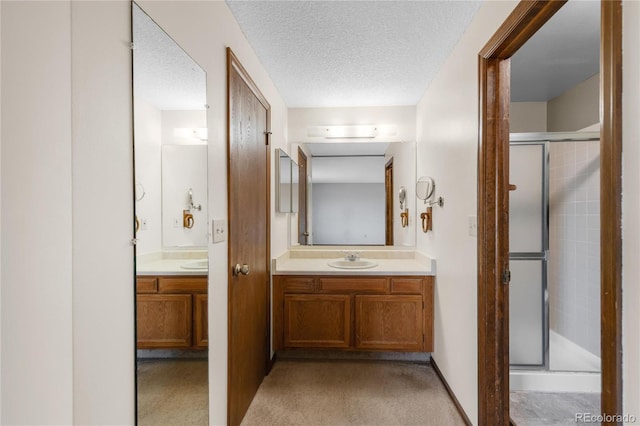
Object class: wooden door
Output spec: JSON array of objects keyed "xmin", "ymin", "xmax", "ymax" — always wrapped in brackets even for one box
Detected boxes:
[
  {"xmin": 194, "ymin": 294, "xmax": 208, "ymax": 348},
  {"xmin": 385, "ymin": 158, "xmax": 394, "ymax": 246},
  {"xmin": 227, "ymin": 49, "xmax": 271, "ymax": 426},
  {"xmin": 298, "ymin": 147, "xmax": 308, "ymax": 245}
]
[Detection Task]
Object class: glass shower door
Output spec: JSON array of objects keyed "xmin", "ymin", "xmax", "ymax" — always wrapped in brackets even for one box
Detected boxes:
[{"xmin": 509, "ymin": 142, "xmax": 548, "ymax": 368}]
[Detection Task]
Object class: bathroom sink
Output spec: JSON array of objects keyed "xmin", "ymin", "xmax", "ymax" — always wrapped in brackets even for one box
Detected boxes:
[
  {"xmin": 180, "ymin": 259, "xmax": 208, "ymax": 270},
  {"xmin": 328, "ymin": 259, "xmax": 378, "ymax": 269}
]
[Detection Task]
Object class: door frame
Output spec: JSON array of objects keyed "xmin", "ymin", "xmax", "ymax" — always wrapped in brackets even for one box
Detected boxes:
[
  {"xmin": 226, "ymin": 47, "xmax": 272, "ymax": 425},
  {"xmin": 385, "ymin": 157, "xmax": 394, "ymax": 246},
  {"xmin": 298, "ymin": 147, "xmax": 308, "ymax": 245},
  {"xmin": 477, "ymin": 1, "xmax": 622, "ymax": 424}
]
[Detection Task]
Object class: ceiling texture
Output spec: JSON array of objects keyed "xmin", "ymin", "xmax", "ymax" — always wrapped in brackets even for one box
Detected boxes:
[{"xmin": 226, "ymin": 0, "xmax": 482, "ymax": 108}]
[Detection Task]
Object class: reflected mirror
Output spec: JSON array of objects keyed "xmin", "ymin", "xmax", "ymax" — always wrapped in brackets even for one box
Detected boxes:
[
  {"xmin": 133, "ymin": 3, "xmax": 209, "ymax": 424},
  {"xmin": 297, "ymin": 141, "xmax": 416, "ymax": 246},
  {"xmin": 276, "ymin": 149, "xmax": 293, "ymax": 213}
]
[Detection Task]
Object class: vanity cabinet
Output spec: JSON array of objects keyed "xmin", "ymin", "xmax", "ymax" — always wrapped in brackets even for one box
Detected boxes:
[
  {"xmin": 136, "ymin": 276, "xmax": 208, "ymax": 349},
  {"xmin": 273, "ymin": 275, "xmax": 434, "ymax": 352}
]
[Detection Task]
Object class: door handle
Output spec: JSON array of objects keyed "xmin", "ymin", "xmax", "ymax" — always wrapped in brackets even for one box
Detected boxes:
[{"xmin": 233, "ymin": 263, "xmax": 250, "ymax": 276}]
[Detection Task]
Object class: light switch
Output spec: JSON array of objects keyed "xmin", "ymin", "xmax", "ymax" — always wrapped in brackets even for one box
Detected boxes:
[
  {"xmin": 468, "ymin": 215, "xmax": 477, "ymax": 237},
  {"xmin": 212, "ymin": 219, "xmax": 227, "ymax": 243}
]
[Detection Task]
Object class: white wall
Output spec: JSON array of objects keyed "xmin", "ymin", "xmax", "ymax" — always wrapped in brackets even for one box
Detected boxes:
[
  {"xmin": 161, "ymin": 145, "xmax": 208, "ymax": 247},
  {"xmin": 161, "ymin": 110, "xmax": 207, "ymax": 145},
  {"xmin": 70, "ymin": 2, "xmax": 134, "ymax": 423},
  {"xmin": 510, "ymin": 102, "xmax": 547, "ymax": 132},
  {"xmin": 547, "ymin": 74, "xmax": 600, "ymax": 132},
  {"xmin": 312, "ymin": 183, "xmax": 385, "ymax": 245},
  {"xmin": 385, "ymin": 142, "xmax": 417, "ymax": 247},
  {"xmin": 415, "ymin": 2, "xmax": 518, "ymax": 424},
  {"xmin": 1, "ymin": 2, "xmax": 74, "ymax": 423},
  {"xmin": 135, "ymin": 2, "xmax": 289, "ymax": 423},
  {"xmin": 135, "ymin": 99, "xmax": 163, "ymax": 255},
  {"xmin": 623, "ymin": 0, "xmax": 640, "ymax": 420},
  {"xmin": 289, "ymin": 106, "xmax": 416, "ymax": 144}
]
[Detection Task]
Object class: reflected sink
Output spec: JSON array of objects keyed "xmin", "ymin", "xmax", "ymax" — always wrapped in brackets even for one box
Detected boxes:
[
  {"xmin": 180, "ymin": 259, "xmax": 208, "ymax": 270},
  {"xmin": 328, "ymin": 259, "xmax": 378, "ymax": 269}
]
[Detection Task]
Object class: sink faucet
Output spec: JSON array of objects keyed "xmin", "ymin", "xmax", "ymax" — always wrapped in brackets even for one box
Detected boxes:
[{"xmin": 343, "ymin": 251, "xmax": 360, "ymax": 262}]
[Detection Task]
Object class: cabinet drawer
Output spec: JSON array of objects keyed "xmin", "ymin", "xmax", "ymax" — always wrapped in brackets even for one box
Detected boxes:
[
  {"xmin": 390, "ymin": 278, "xmax": 423, "ymax": 294},
  {"xmin": 136, "ymin": 277, "xmax": 157, "ymax": 293},
  {"xmin": 319, "ymin": 277, "xmax": 388, "ymax": 293},
  {"xmin": 158, "ymin": 277, "xmax": 207, "ymax": 293},
  {"xmin": 282, "ymin": 277, "xmax": 315, "ymax": 292}
]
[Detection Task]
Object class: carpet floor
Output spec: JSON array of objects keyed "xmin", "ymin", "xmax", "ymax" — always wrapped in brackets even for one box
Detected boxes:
[
  {"xmin": 137, "ymin": 359, "xmax": 208, "ymax": 426},
  {"xmin": 240, "ymin": 360, "xmax": 465, "ymax": 426}
]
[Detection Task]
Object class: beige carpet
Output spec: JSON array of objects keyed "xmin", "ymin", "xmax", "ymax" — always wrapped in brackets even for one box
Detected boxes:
[
  {"xmin": 137, "ymin": 359, "xmax": 208, "ymax": 426},
  {"xmin": 241, "ymin": 360, "xmax": 465, "ymax": 426}
]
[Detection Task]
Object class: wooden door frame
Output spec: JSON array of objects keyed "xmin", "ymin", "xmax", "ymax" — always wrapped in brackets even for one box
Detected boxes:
[
  {"xmin": 477, "ymin": 1, "xmax": 622, "ymax": 424},
  {"xmin": 298, "ymin": 147, "xmax": 308, "ymax": 245},
  {"xmin": 226, "ymin": 47, "xmax": 272, "ymax": 425},
  {"xmin": 385, "ymin": 158, "xmax": 394, "ymax": 246}
]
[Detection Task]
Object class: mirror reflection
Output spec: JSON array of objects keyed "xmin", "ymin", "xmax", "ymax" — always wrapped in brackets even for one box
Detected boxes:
[
  {"xmin": 133, "ymin": 3, "xmax": 209, "ymax": 425},
  {"xmin": 297, "ymin": 141, "xmax": 416, "ymax": 246}
]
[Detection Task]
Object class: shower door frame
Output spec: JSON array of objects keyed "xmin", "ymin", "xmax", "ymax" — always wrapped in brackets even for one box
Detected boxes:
[
  {"xmin": 508, "ymin": 138, "xmax": 550, "ymax": 370},
  {"xmin": 508, "ymin": 132, "xmax": 601, "ymax": 371}
]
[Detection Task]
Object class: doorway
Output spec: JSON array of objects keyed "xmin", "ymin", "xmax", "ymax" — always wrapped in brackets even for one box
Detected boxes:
[
  {"xmin": 226, "ymin": 48, "xmax": 272, "ymax": 426},
  {"xmin": 477, "ymin": 1, "xmax": 622, "ymax": 424}
]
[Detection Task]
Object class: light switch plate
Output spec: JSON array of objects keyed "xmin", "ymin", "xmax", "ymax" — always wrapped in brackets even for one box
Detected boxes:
[
  {"xmin": 468, "ymin": 215, "xmax": 477, "ymax": 237},
  {"xmin": 212, "ymin": 219, "xmax": 227, "ymax": 243}
]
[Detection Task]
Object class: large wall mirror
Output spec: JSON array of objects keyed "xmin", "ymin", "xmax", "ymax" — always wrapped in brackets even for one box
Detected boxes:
[
  {"xmin": 297, "ymin": 141, "xmax": 416, "ymax": 246},
  {"xmin": 133, "ymin": 3, "xmax": 209, "ymax": 424}
]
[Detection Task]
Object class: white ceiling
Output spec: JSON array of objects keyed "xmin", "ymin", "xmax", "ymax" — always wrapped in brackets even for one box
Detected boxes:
[
  {"xmin": 133, "ymin": 4, "xmax": 207, "ymax": 110},
  {"xmin": 511, "ymin": 0, "xmax": 600, "ymax": 102},
  {"xmin": 226, "ymin": 0, "xmax": 482, "ymax": 108}
]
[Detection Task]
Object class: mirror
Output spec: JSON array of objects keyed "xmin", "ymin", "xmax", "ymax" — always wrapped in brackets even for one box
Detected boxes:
[
  {"xmin": 297, "ymin": 141, "xmax": 416, "ymax": 246},
  {"xmin": 133, "ymin": 3, "xmax": 208, "ymax": 424},
  {"xmin": 276, "ymin": 149, "xmax": 294, "ymax": 213},
  {"xmin": 416, "ymin": 176, "xmax": 435, "ymax": 203}
]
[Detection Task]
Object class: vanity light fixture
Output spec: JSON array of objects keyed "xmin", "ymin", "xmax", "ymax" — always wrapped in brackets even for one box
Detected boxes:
[
  {"xmin": 173, "ymin": 127, "xmax": 208, "ymax": 142},
  {"xmin": 306, "ymin": 124, "xmax": 398, "ymax": 139}
]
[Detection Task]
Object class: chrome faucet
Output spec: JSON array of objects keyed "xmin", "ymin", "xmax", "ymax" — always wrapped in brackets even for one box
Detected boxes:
[{"xmin": 343, "ymin": 251, "xmax": 360, "ymax": 262}]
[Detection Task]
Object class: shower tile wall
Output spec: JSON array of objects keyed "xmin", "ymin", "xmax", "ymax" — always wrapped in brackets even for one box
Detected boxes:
[{"xmin": 549, "ymin": 141, "xmax": 600, "ymax": 357}]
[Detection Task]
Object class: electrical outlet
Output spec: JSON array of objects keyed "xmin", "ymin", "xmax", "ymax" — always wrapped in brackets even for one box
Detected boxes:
[
  {"xmin": 468, "ymin": 215, "xmax": 477, "ymax": 237},
  {"xmin": 212, "ymin": 219, "xmax": 227, "ymax": 243}
]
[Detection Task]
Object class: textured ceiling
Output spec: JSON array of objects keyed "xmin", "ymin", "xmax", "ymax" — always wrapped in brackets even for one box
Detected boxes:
[
  {"xmin": 511, "ymin": 0, "xmax": 600, "ymax": 102},
  {"xmin": 133, "ymin": 4, "xmax": 207, "ymax": 110},
  {"xmin": 226, "ymin": 0, "xmax": 481, "ymax": 107}
]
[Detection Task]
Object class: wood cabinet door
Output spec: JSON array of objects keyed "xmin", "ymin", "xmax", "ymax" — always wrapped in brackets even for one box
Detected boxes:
[
  {"xmin": 284, "ymin": 294, "xmax": 350, "ymax": 348},
  {"xmin": 136, "ymin": 294, "xmax": 192, "ymax": 348},
  {"xmin": 355, "ymin": 295, "xmax": 423, "ymax": 351},
  {"xmin": 193, "ymin": 294, "xmax": 208, "ymax": 348}
]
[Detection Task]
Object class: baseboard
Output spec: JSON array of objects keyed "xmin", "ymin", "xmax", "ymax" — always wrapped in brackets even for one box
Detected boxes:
[{"xmin": 430, "ymin": 358, "xmax": 472, "ymax": 426}]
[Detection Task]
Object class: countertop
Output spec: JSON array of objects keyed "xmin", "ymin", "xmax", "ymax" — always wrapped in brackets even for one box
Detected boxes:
[
  {"xmin": 273, "ymin": 247, "xmax": 435, "ymax": 276},
  {"xmin": 136, "ymin": 251, "xmax": 208, "ymax": 276}
]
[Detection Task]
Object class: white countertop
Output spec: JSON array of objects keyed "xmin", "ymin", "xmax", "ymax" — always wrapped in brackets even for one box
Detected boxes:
[
  {"xmin": 273, "ymin": 247, "xmax": 435, "ymax": 276},
  {"xmin": 136, "ymin": 251, "xmax": 208, "ymax": 276}
]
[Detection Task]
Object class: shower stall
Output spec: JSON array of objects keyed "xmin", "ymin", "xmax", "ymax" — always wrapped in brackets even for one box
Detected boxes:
[{"xmin": 508, "ymin": 131, "xmax": 601, "ymax": 393}]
